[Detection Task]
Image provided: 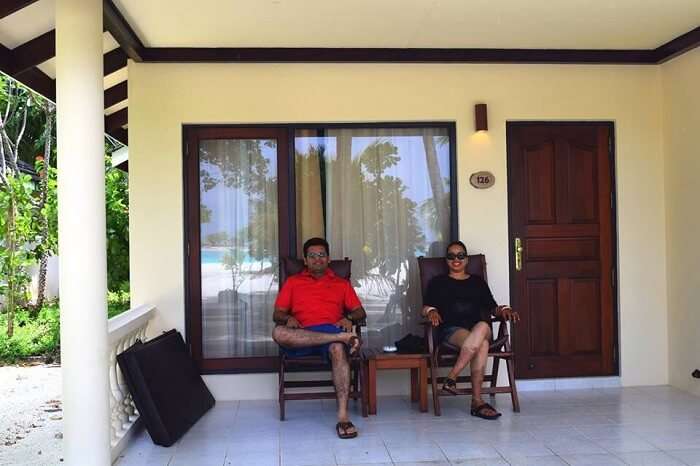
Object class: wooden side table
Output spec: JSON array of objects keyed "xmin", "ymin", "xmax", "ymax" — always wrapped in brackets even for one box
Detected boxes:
[{"xmin": 361, "ymin": 348, "xmax": 428, "ymax": 415}]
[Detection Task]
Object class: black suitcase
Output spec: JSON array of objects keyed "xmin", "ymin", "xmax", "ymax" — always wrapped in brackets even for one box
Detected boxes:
[{"xmin": 117, "ymin": 329, "xmax": 215, "ymax": 446}]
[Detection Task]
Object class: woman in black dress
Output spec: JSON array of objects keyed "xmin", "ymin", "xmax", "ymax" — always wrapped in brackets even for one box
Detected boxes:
[{"xmin": 422, "ymin": 241, "xmax": 519, "ymax": 419}]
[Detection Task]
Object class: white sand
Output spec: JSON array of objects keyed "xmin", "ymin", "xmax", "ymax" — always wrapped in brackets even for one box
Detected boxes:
[{"xmin": 0, "ymin": 365, "xmax": 63, "ymax": 466}]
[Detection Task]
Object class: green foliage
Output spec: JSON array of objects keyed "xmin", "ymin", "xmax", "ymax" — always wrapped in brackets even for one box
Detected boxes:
[
  {"xmin": 105, "ymin": 156, "xmax": 130, "ymax": 291},
  {"xmin": 0, "ymin": 173, "xmax": 39, "ymax": 334},
  {"xmin": 0, "ymin": 303, "xmax": 60, "ymax": 363},
  {"xmin": 107, "ymin": 289, "xmax": 131, "ymax": 318}
]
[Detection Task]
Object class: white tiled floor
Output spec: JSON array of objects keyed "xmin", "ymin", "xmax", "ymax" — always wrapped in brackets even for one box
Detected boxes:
[{"xmin": 114, "ymin": 386, "xmax": 700, "ymax": 466}]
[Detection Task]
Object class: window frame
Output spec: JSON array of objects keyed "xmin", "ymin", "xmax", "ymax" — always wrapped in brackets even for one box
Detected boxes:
[{"xmin": 183, "ymin": 122, "xmax": 458, "ymax": 374}]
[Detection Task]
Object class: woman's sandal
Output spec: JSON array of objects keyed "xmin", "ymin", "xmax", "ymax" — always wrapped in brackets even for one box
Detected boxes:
[
  {"xmin": 471, "ymin": 402, "xmax": 502, "ymax": 420},
  {"xmin": 336, "ymin": 421, "xmax": 358, "ymax": 439},
  {"xmin": 346, "ymin": 335, "xmax": 361, "ymax": 356},
  {"xmin": 442, "ymin": 377, "xmax": 459, "ymax": 395}
]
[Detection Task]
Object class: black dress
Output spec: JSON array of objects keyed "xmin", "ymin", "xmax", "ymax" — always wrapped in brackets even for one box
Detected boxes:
[{"xmin": 423, "ymin": 274, "xmax": 497, "ymax": 335}]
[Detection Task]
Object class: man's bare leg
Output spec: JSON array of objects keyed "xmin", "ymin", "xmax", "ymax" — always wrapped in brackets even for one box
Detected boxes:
[
  {"xmin": 446, "ymin": 322, "xmax": 492, "ymax": 380},
  {"xmin": 329, "ymin": 342, "xmax": 357, "ymax": 436},
  {"xmin": 272, "ymin": 326, "xmax": 358, "ymax": 350}
]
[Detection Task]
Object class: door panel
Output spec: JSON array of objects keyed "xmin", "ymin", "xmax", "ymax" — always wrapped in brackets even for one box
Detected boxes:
[{"xmin": 507, "ymin": 123, "xmax": 617, "ymax": 379}]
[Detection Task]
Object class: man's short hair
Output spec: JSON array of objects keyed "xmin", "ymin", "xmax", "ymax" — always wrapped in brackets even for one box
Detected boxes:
[{"xmin": 303, "ymin": 237, "xmax": 330, "ymax": 257}]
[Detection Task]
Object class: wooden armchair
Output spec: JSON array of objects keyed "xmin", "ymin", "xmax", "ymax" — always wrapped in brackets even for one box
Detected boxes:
[
  {"xmin": 277, "ymin": 257, "xmax": 367, "ymax": 420},
  {"xmin": 417, "ymin": 255, "xmax": 520, "ymax": 416}
]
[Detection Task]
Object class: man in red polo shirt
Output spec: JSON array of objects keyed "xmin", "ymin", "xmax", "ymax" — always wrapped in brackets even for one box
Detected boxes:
[{"xmin": 272, "ymin": 237, "xmax": 366, "ymax": 439}]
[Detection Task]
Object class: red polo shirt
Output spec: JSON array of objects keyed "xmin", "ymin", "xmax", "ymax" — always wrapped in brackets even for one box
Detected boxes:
[{"xmin": 275, "ymin": 268, "xmax": 362, "ymax": 328}]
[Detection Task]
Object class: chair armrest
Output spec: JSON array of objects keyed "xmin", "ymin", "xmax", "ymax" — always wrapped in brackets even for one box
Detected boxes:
[{"xmin": 420, "ymin": 320, "xmax": 436, "ymax": 354}]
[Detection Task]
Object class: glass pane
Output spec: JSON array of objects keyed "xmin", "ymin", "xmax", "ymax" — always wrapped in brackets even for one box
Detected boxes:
[
  {"xmin": 295, "ymin": 127, "xmax": 451, "ymax": 348},
  {"xmin": 199, "ymin": 139, "xmax": 279, "ymax": 358}
]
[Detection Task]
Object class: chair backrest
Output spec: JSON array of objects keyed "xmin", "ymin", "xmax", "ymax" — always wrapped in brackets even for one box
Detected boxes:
[
  {"xmin": 417, "ymin": 254, "xmax": 487, "ymax": 298},
  {"xmin": 279, "ymin": 256, "xmax": 352, "ymax": 285}
]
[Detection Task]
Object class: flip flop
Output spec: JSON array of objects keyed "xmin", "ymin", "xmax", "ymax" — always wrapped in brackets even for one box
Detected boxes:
[
  {"xmin": 442, "ymin": 377, "xmax": 459, "ymax": 395},
  {"xmin": 347, "ymin": 335, "xmax": 361, "ymax": 356},
  {"xmin": 471, "ymin": 402, "xmax": 502, "ymax": 420},
  {"xmin": 336, "ymin": 421, "xmax": 358, "ymax": 439}
]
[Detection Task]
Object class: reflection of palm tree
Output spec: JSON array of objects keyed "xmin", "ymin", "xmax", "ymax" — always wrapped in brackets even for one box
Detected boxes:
[{"xmin": 422, "ymin": 135, "xmax": 449, "ymax": 241}]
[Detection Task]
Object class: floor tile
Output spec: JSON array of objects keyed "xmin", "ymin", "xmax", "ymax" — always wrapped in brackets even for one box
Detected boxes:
[
  {"xmin": 386, "ymin": 441, "xmax": 448, "ymax": 463},
  {"xmin": 593, "ymin": 436, "xmax": 659, "ymax": 453},
  {"xmin": 449, "ymin": 459, "xmax": 509, "ymax": 465},
  {"xmin": 434, "ymin": 440, "xmax": 501, "ymax": 461},
  {"xmin": 665, "ymin": 448, "xmax": 700, "ymax": 465},
  {"xmin": 333, "ymin": 441, "xmax": 391, "ymax": 464},
  {"xmin": 545, "ymin": 438, "xmax": 607, "ymax": 455},
  {"xmin": 505, "ymin": 456, "xmax": 568, "ymax": 466},
  {"xmin": 614, "ymin": 451, "xmax": 686, "ymax": 465},
  {"xmin": 114, "ymin": 388, "xmax": 700, "ymax": 466},
  {"xmin": 225, "ymin": 449, "xmax": 280, "ymax": 466},
  {"xmin": 562, "ymin": 453, "xmax": 627, "ymax": 465}
]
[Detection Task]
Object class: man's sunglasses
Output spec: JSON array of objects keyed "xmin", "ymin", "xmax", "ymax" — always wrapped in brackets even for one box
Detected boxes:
[
  {"xmin": 306, "ymin": 252, "xmax": 328, "ymax": 259},
  {"xmin": 446, "ymin": 252, "xmax": 468, "ymax": 261}
]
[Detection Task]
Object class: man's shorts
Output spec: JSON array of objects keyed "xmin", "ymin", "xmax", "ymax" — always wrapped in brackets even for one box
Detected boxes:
[{"xmin": 280, "ymin": 323, "xmax": 342, "ymax": 362}]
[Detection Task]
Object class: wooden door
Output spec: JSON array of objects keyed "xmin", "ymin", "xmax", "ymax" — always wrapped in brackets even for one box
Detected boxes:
[{"xmin": 507, "ymin": 123, "xmax": 617, "ymax": 379}]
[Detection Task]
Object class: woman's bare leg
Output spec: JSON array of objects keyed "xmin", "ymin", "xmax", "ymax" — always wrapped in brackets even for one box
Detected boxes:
[{"xmin": 446, "ymin": 323, "xmax": 492, "ymax": 380}]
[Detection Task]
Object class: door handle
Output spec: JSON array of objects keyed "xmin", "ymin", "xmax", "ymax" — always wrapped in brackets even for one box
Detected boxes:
[{"xmin": 515, "ymin": 237, "xmax": 523, "ymax": 271}]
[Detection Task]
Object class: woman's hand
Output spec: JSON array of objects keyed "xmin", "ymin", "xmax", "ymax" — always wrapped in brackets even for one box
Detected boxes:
[
  {"xmin": 496, "ymin": 305, "xmax": 520, "ymax": 322},
  {"xmin": 427, "ymin": 309, "xmax": 443, "ymax": 327}
]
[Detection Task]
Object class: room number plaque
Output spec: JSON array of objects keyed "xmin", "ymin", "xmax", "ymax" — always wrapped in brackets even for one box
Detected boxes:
[{"xmin": 469, "ymin": 171, "xmax": 495, "ymax": 189}]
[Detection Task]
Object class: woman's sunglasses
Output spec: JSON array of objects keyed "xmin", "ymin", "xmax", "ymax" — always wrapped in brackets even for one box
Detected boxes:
[{"xmin": 446, "ymin": 252, "xmax": 467, "ymax": 261}]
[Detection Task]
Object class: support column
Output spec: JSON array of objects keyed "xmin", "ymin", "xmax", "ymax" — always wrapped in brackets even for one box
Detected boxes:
[{"xmin": 56, "ymin": 0, "xmax": 111, "ymax": 464}]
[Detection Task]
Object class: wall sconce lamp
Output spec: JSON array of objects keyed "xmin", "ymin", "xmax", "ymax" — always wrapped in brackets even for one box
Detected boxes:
[{"xmin": 475, "ymin": 103, "xmax": 488, "ymax": 132}]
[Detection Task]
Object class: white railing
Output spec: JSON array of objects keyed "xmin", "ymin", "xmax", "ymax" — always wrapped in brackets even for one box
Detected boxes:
[{"xmin": 107, "ymin": 304, "xmax": 156, "ymax": 461}]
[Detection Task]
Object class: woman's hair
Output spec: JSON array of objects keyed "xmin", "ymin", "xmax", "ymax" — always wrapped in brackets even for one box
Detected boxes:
[{"xmin": 445, "ymin": 240, "xmax": 468, "ymax": 256}]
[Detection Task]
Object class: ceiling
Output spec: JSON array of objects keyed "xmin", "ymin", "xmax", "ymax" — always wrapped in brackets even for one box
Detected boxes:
[
  {"xmin": 0, "ymin": 0, "xmax": 698, "ymax": 150},
  {"xmin": 114, "ymin": 0, "xmax": 700, "ymax": 49}
]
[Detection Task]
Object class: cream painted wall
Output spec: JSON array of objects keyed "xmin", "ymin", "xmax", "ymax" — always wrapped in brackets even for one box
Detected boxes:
[
  {"xmin": 662, "ymin": 48, "xmax": 700, "ymax": 397},
  {"xmin": 129, "ymin": 62, "xmax": 668, "ymax": 399}
]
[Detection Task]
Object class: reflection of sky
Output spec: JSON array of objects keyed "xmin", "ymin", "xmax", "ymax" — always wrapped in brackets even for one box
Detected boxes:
[
  {"xmin": 200, "ymin": 140, "xmax": 277, "ymax": 239},
  {"xmin": 295, "ymin": 134, "xmax": 450, "ymax": 203},
  {"xmin": 201, "ymin": 132, "xmax": 452, "ymax": 247}
]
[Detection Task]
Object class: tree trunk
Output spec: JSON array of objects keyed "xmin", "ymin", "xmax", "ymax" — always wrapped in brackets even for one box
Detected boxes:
[
  {"xmin": 422, "ymin": 134, "xmax": 446, "ymax": 234},
  {"xmin": 35, "ymin": 256, "xmax": 48, "ymax": 310},
  {"xmin": 33, "ymin": 108, "xmax": 54, "ymax": 314},
  {"xmin": 6, "ymin": 195, "xmax": 16, "ymax": 338}
]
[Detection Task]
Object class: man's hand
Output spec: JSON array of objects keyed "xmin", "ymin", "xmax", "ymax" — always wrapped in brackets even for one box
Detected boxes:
[
  {"xmin": 427, "ymin": 309, "xmax": 442, "ymax": 327},
  {"xmin": 496, "ymin": 305, "xmax": 520, "ymax": 322},
  {"xmin": 335, "ymin": 317, "xmax": 353, "ymax": 332},
  {"xmin": 286, "ymin": 316, "xmax": 302, "ymax": 328}
]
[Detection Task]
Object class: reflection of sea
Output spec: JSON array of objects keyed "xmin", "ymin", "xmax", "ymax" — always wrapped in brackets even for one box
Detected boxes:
[{"xmin": 201, "ymin": 247, "xmax": 260, "ymax": 265}]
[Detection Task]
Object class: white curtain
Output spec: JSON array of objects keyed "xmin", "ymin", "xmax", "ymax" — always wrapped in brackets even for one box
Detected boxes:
[
  {"xmin": 198, "ymin": 139, "xmax": 279, "ymax": 358},
  {"xmin": 296, "ymin": 127, "xmax": 451, "ymax": 347}
]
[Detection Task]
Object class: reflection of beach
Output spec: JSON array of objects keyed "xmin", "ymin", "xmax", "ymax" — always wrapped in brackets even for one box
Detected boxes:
[{"xmin": 201, "ymin": 262, "xmax": 275, "ymax": 298}]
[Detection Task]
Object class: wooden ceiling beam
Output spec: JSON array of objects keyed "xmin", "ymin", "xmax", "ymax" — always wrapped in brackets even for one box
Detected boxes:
[
  {"xmin": 654, "ymin": 26, "xmax": 700, "ymax": 64},
  {"xmin": 103, "ymin": 0, "xmax": 144, "ymax": 62},
  {"xmin": 12, "ymin": 67, "xmax": 56, "ymax": 101},
  {"xmin": 0, "ymin": 0, "xmax": 40, "ymax": 20},
  {"xmin": 107, "ymin": 128, "xmax": 128, "ymax": 146},
  {"xmin": 104, "ymin": 81, "xmax": 127, "ymax": 108},
  {"xmin": 105, "ymin": 107, "xmax": 128, "ymax": 132},
  {"xmin": 104, "ymin": 48, "xmax": 128, "ymax": 75},
  {"xmin": 141, "ymin": 47, "xmax": 657, "ymax": 64},
  {"xmin": 10, "ymin": 29, "xmax": 55, "ymax": 75}
]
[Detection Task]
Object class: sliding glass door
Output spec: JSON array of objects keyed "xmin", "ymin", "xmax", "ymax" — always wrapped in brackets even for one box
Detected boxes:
[{"xmin": 184, "ymin": 124, "xmax": 455, "ymax": 372}]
